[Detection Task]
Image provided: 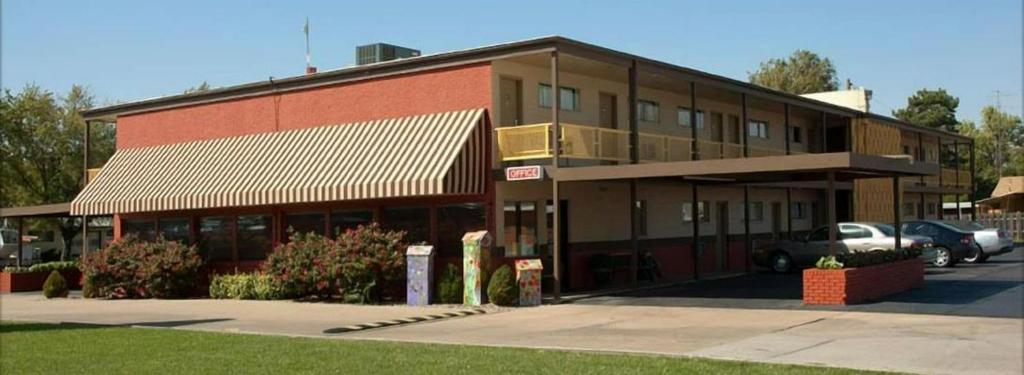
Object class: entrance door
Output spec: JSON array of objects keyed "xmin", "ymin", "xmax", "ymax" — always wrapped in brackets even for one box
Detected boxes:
[
  {"xmin": 716, "ymin": 201, "xmax": 729, "ymax": 272},
  {"xmin": 771, "ymin": 202, "xmax": 782, "ymax": 240},
  {"xmin": 499, "ymin": 77, "xmax": 522, "ymax": 126},
  {"xmin": 599, "ymin": 93, "xmax": 617, "ymax": 129}
]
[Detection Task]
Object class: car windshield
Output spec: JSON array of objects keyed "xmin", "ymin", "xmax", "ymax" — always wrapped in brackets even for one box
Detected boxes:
[
  {"xmin": 943, "ymin": 221, "xmax": 985, "ymax": 231},
  {"xmin": 869, "ymin": 223, "xmax": 896, "ymax": 236}
]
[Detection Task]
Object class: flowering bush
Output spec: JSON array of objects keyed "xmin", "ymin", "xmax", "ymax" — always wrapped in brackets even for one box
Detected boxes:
[
  {"xmin": 262, "ymin": 223, "xmax": 407, "ymax": 303},
  {"xmin": 80, "ymin": 235, "xmax": 203, "ymax": 299},
  {"xmin": 209, "ymin": 273, "xmax": 285, "ymax": 300}
]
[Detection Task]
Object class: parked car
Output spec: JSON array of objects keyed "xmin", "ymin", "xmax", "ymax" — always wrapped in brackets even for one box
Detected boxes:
[
  {"xmin": 0, "ymin": 228, "xmax": 38, "ymax": 265},
  {"xmin": 900, "ymin": 220, "xmax": 977, "ymax": 267},
  {"xmin": 754, "ymin": 222, "xmax": 934, "ymax": 273},
  {"xmin": 939, "ymin": 221, "xmax": 1015, "ymax": 263}
]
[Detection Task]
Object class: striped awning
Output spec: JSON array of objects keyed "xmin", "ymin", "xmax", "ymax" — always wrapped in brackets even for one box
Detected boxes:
[{"xmin": 71, "ymin": 109, "xmax": 488, "ymax": 215}]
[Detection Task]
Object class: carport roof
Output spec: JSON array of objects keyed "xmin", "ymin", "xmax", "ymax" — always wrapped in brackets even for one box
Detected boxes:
[
  {"xmin": 0, "ymin": 203, "xmax": 72, "ymax": 218},
  {"xmin": 544, "ymin": 152, "xmax": 936, "ymax": 183}
]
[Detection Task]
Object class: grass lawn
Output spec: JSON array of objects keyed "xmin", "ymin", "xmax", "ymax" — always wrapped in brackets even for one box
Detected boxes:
[{"xmin": 1, "ymin": 321, "xmax": 886, "ymax": 374}]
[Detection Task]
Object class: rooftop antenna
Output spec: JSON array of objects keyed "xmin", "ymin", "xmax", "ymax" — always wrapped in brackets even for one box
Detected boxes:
[{"xmin": 303, "ymin": 17, "xmax": 315, "ymax": 74}]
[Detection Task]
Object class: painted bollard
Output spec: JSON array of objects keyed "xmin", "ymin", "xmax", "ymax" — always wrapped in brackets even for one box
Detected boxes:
[
  {"xmin": 406, "ymin": 245, "xmax": 434, "ymax": 306},
  {"xmin": 462, "ymin": 231, "xmax": 491, "ymax": 306},
  {"xmin": 515, "ymin": 259, "xmax": 544, "ymax": 306}
]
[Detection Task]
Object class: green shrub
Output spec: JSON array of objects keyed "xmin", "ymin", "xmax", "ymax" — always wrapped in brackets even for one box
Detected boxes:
[
  {"xmin": 28, "ymin": 261, "xmax": 78, "ymax": 273},
  {"xmin": 436, "ymin": 263, "xmax": 462, "ymax": 304},
  {"xmin": 262, "ymin": 224, "xmax": 407, "ymax": 303},
  {"xmin": 2, "ymin": 266, "xmax": 30, "ymax": 273},
  {"xmin": 80, "ymin": 235, "xmax": 204, "ymax": 299},
  {"xmin": 42, "ymin": 271, "xmax": 69, "ymax": 298},
  {"xmin": 818, "ymin": 247, "xmax": 922, "ymax": 270},
  {"xmin": 815, "ymin": 255, "xmax": 844, "ymax": 269},
  {"xmin": 486, "ymin": 265, "xmax": 518, "ymax": 307},
  {"xmin": 209, "ymin": 273, "xmax": 285, "ymax": 300},
  {"xmin": 81, "ymin": 277, "xmax": 97, "ymax": 299}
]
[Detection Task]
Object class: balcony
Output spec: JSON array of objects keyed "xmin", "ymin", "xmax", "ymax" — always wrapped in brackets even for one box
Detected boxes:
[
  {"xmin": 913, "ymin": 168, "xmax": 970, "ymax": 189},
  {"xmin": 495, "ymin": 123, "xmax": 800, "ymax": 163}
]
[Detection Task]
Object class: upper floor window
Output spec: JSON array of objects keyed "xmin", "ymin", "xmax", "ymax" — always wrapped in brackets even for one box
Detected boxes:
[
  {"xmin": 748, "ymin": 120, "xmax": 769, "ymax": 139},
  {"xmin": 637, "ymin": 100, "xmax": 660, "ymax": 122},
  {"xmin": 538, "ymin": 84, "xmax": 580, "ymax": 111},
  {"xmin": 677, "ymin": 107, "xmax": 704, "ymax": 129},
  {"xmin": 790, "ymin": 126, "xmax": 803, "ymax": 143}
]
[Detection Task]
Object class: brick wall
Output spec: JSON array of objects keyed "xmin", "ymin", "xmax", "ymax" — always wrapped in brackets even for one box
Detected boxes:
[{"xmin": 803, "ymin": 258, "xmax": 924, "ymax": 305}]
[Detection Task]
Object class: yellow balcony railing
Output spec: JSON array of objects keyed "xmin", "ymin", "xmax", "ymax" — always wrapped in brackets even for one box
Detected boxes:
[
  {"xmin": 939, "ymin": 168, "xmax": 971, "ymax": 189},
  {"xmin": 495, "ymin": 123, "xmax": 799, "ymax": 163}
]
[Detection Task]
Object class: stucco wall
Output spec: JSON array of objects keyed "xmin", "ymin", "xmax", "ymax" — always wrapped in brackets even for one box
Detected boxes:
[{"xmin": 116, "ymin": 63, "xmax": 493, "ymax": 149}]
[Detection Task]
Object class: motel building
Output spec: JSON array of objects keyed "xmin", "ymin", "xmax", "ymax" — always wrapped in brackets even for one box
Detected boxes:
[{"xmin": 19, "ymin": 36, "xmax": 976, "ymax": 298}]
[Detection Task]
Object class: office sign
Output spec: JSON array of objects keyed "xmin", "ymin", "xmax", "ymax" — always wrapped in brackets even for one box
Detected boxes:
[{"xmin": 505, "ymin": 166, "xmax": 544, "ymax": 181}]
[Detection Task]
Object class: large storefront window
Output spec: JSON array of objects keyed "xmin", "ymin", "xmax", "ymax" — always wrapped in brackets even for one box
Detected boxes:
[
  {"xmin": 437, "ymin": 203, "xmax": 486, "ymax": 256},
  {"xmin": 330, "ymin": 210, "xmax": 374, "ymax": 237},
  {"xmin": 285, "ymin": 212, "xmax": 325, "ymax": 238},
  {"xmin": 504, "ymin": 201, "xmax": 537, "ymax": 257},
  {"xmin": 123, "ymin": 219, "xmax": 156, "ymax": 242},
  {"xmin": 237, "ymin": 215, "xmax": 272, "ymax": 261},
  {"xmin": 199, "ymin": 216, "xmax": 233, "ymax": 261},
  {"xmin": 158, "ymin": 218, "xmax": 191, "ymax": 244},
  {"xmin": 382, "ymin": 207, "xmax": 430, "ymax": 244}
]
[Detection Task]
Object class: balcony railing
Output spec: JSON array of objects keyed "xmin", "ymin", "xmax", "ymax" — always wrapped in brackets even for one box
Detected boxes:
[
  {"xmin": 495, "ymin": 123, "xmax": 803, "ymax": 163},
  {"xmin": 912, "ymin": 168, "xmax": 970, "ymax": 189}
]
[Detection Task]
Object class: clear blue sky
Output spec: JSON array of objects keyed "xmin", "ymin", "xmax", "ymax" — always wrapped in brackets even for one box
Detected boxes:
[{"xmin": 3, "ymin": 0, "xmax": 1021, "ymax": 123}]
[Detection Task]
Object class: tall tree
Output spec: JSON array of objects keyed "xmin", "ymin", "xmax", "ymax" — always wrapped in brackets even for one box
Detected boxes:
[
  {"xmin": 893, "ymin": 88, "xmax": 961, "ymax": 133},
  {"xmin": 749, "ymin": 50, "xmax": 839, "ymax": 94},
  {"xmin": 959, "ymin": 107, "xmax": 1024, "ymax": 199},
  {"xmin": 0, "ymin": 84, "xmax": 115, "ymax": 259}
]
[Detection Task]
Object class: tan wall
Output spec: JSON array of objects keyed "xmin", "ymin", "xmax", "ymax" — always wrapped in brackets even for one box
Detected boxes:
[
  {"xmin": 853, "ymin": 118, "xmax": 902, "ymax": 222},
  {"xmin": 495, "ymin": 179, "xmax": 823, "ymax": 245}
]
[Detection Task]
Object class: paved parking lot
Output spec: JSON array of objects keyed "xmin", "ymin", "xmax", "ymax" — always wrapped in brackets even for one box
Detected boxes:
[{"xmin": 579, "ymin": 247, "xmax": 1024, "ymax": 318}]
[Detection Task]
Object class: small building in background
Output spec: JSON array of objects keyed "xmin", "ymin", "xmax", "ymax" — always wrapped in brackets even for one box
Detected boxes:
[{"xmin": 978, "ymin": 176, "xmax": 1024, "ymax": 214}]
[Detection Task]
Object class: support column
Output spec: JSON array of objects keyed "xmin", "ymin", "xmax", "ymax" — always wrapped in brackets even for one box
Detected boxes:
[
  {"xmin": 81, "ymin": 215, "xmax": 89, "ymax": 258},
  {"xmin": 690, "ymin": 81, "xmax": 699, "ymax": 160},
  {"xmin": 628, "ymin": 60, "xmax": 639, "ymax": 287},
  {"xmin": 821, "ymin": 112, "xmax": 828, "ymax": 153},
  {"xmin": 16, "ymin": 217, "xmax": 24, "ymax": 268},
  {"xmin": 827, "ymin": 172, "xmax": 837, "ymax": 256},
  {"xmin": 629, "ymin": 179, "xmax": 639, "ymax": 287},
  {"xmin": 784, "ymin": 104, "xmax": 791, "ymax": 155},
  {"xmin": 786, "ymin": 188, "xmax": 793, "ymax": 240},
  {"xmin": 550, "ymin": 50, "xmax": 562, "ymax": 301},
  {"xmin": 743, "ymin": 185, "xmax": 751, "ymax": 273},
  {"xmin": 970, "ymin": 140, "xmax": 976, "ymax": 220},
  {"xmin": 893, "ymin": 177, "xmax": 902, "ymax": 250},
  {"xmin": 691, "ymin": 182, "xmax": 700, "ymax": 280},
  {"xmin": 954, "ymin": 141, "xmax": 961, "ymax": 220},
  {"xmin": 741, "ymin": 94, "xmax": 749, "ymax": 158}
]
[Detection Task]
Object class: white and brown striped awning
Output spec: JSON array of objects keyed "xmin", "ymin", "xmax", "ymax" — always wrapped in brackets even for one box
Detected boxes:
[{"xmin": 71, "ymin": 109, "xmax": 488, "ymax": 215}]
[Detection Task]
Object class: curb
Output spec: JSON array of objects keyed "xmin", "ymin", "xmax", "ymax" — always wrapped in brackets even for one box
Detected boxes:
[{"xmin": 322, "ymin": 308, "xmax": 488, "ymax": 334}]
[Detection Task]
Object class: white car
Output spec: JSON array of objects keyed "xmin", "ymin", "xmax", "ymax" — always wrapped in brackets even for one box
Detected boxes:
[{"xmin": 949, "ymin": 221, "xmax": 1015, "ymax": 263}]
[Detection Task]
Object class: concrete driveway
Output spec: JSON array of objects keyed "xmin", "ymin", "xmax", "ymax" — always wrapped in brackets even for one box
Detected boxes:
[{"xmin": 579, "ymin": 247, "xmax": 1024, "ymax": 319}]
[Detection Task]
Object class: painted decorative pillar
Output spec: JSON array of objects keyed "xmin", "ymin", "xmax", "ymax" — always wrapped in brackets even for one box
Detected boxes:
[
  {"xmin": 515, "ymin": 259, "xmax": 544, "ymax": 306},
  {"xmin": 406, "ymin": 245, "xmax": 434, "ymax": 306},
  {"xmin": 461, "ymin": 231, "xmax": 491, "ymax": 306}
]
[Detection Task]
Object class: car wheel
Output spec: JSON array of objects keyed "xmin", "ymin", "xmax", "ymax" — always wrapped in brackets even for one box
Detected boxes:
[
  {"xmin": 770, "ymin": 252, "xmax": 793, "ymax": 273},
  {"xmin": 933, "ymin": 247, "xmax": 954, "ymax": 268},
  {"xmin": 963, "ymin": 246, "xmax": 985, "ymax": 264}
]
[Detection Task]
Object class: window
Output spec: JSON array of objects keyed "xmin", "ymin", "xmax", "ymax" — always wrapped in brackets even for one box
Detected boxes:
[
  {"xmin": 790, "ymin": 127, "xmax": 803, "ymax": 143},
  {"xmin": 538, "ymin": 84, "xmax": 579, "ymax": 111},
  {"xmin": 158, "ymin": 218, "xmax": 191, "ymax": 244},
  {"xmin": 382, "ymin": 207, "xmax": 431, "ymax": 244},
  {"xmin": 504, "ymin": 201, "xmax": 538, "ymax": 257},
  {"xmin": 437, "ymin": 204, "xmax": 486, "ymax": 257},
  {"xmin": 744, "ymin": 202, "xmax": 765, "ymax": 221},
  {"xmin": 791, "ymin": 202, "xmax": 807, "ymax": 220},
  {"xmin": 748, "ymin": 120, "xmax": 769, "ymax": 139},
  {"xmin": 677, "ymin": 107, "xmax": 705, "ymax": 129},
  {"xmin": 637, "ymin": 100, "xmax": 660, "ymax": 122},
  {"xmin": 635, "ymin": 200, "xmax": 648, "ymax": 236},
  {"xmin": 839, "ymin": 224, "xmax": 873, "ymax": 239},
  {"xmin": 237, "ymin": 215, "xmax": 272, "ymax": 261},
  {"xmin": 682, "ymin": 201, "xmax": 710, "ymax": 223},
  {"xmin": 123, "ymin": 219, "xmax": 156, "ymax": 242},
  {"xmin": 330, "ymin": 210, "xmax": 373, "ymax": 237},
  {"xmin": 902, "ymin": 203, "xmax": 915, "ymax": 217},
  {"xmin": 284, "ymin": 212, "xmax": 325, "ymax": 238},
  {"xmin": 199, "ymin": 216, "xmax": 233, "ymax": 261}
]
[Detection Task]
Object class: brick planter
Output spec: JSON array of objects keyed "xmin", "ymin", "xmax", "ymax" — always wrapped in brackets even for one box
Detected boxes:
[
  {"xmin": 0, "ymin": 269, "xmax": 82, "ymax": 293},
  {"xmin": 803, "ymin": 258, "xmax": 924, "ymax": 305}
]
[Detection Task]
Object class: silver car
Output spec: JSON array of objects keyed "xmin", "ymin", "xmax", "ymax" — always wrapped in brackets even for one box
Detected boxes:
[
  {"xmin": 754, "ymin": 222, "xmax": 935, "ymax": 273},
  {"xmin": 946, "ymin": 221, "xmax": 1016, "ymax": 263}
]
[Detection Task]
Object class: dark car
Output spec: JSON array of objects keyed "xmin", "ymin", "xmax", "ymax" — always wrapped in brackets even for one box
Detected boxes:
[{"xmin": 900, "ymin": 220, "xmax": 975, "ymax": 267}]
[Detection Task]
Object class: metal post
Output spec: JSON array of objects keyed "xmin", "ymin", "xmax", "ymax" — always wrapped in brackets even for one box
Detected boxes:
[
  {"xmin": 827, "ymin": 172, "xmax": 837, "ymax": 256},
  {"xmin": 743, "ymin": 185, "xmax": 751, "ymax": 273},
  {"xmin": 821, "ymin": 112, "xmax": 828, "ymax": 153},
  {"xmin": 628, "ymin": 60, "xmax": 638, "ymax": 163},
  {"xmin": 893, "ymin": 177, "xmax": 902, "ymax": 250},
  {"xmin": 786, "ymin": 188, "xmax": 793, "ymax": 239},
  {"xmin": 16, "ymin": 217, "xmax": 24, "ymax": 267},
  {"xmin": 630, "ymin": 179, "xmax": 639, "ymax": 287},
  {"xmin": 84, "ymin": 120, "xmax": 91, "ymax": 187},
  {"xmin": 918, "ymin": 132, "xmax": 925, "ymax": 185},
  {"xmin": 954, "ymin": 141, "xmax": 961, "ymax": 220},
  {"xmin": 692, "ymin": 182, "xmax": 700, "ymax": 280},
  {"xmin": 628, "ymin": 60, "xmax": 639, "ymax": 288},
  {"xmin": 550, "ymin": 50, "xmax": 561, "ymax": 301},
  {"xmin": 82, "ymin": 215, "xmax": 89, "ymax": 257},
  {"xmin": 741, "ymin": 94, "xmax": 749, "ymax": 158},
  {"xmin": 970, "ymin": 140, "xmax": 976, "ymax": 221},
  {"xmin": 551, "ymin": 51, "xmax": 561, "ymax": 167},
  {"xmin": 690, "ymin": 81, "xmax": 699, "ymax": 160}
]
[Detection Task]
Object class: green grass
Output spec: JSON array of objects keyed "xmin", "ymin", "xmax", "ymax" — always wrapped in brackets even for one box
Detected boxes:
[{"xmin": 0, "ymin": 321, "xmax": 885, "ymax": 374}]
